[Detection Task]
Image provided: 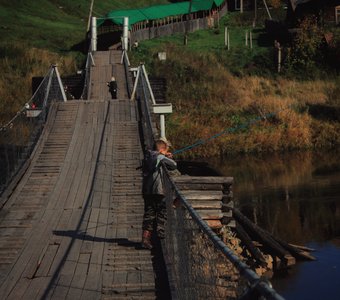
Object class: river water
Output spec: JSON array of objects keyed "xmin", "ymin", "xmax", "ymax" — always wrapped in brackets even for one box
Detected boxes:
[{"xmin": 204, "ymin": 151, "xmax": 340, "ymax": 300}]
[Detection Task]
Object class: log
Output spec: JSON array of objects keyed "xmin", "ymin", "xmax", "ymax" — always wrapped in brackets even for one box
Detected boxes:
[
  {"xmin": 206, "ymin": 220, "xmax": 222, "ymax": 229},
  {"xmin": 222, "ymin": 195, "xmax": 233, "ymax": 203},
  {"xmin": 273, "ymin": 237, "xmax": 316, "ymax": 261},
  {"xmin": 181, "ymin": 190, "xmax": 222, "ymax": 200},
  {"xmin": 174, "ymin": 176, "xmax": 233, "ymax": 185},
  {"xmin": 289, "ymin": 243, "xmax": 316, "ymax": 252},
  {"xmin": 235, "ymin": 223, "xmax": 267, "ymax": 267},
  {"xmin": 175, "ymin": 183, "xmax": 224, "ymax": 191},
  {"xmin": 232, "ymin": 208, "xmax": 292, "ymax": 263},
  {"xmin": 190, "ymin": 200, "xmax": 222, "ymax": 209},
  {"xmin": 222, "ymin": 202, "xmax": 233, "ymax": 212},
  {"xmin": 194, "ymin": 210, "xmax": 223, "ymax": 220}
]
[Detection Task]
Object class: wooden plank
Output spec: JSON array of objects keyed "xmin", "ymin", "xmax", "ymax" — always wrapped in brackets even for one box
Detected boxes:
[
  {"xmin": 175, "ymin": 183, "xmax": 224, "ymax": 191},
  {"xmin": 190, "ymin": 201, "xmax": 222, "ymax": 209},
  {"xmin": 35, "ymin": 244, "xmax": 59, "ymax": 277},
  {"xmin": 6, "ymin": 278, "xmax": 30, "ymax": 300},
  {"xmin": 66, "ymin": 287, "xmax": 82, "ymax": 300},
  {"xmin": 51, "ymin": 285, "xmax": 69, "ymax": 300},
  {"xmin": 192, "ymin": 210, "xmax": 223, "ymax": 220},
  {"xmin": 21, "ymin": 277, "xmax": 50, "ymax": 300},
  {"xmin": 174, "ymin": 176, "xmax": 233, "ymax": 184},
  {"xmin": 205, "ymin": 220, "xmax": 222, "ymax": 229},
  {"xmin": 55, "ymin": 260, "xmax": 77, "ymax": 287},
  {"xmin": 181, "ymin": 190, "xmax": 223, "ymax": 200}
]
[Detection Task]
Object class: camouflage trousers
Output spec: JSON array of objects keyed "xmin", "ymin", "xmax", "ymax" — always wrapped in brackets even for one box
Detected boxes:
[{"xmin": 142, "ymin": 194, "xmax": 167, "ymax": 237}]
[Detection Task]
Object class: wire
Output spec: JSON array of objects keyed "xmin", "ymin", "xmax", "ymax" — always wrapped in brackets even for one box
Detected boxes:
[{"xmin": 0, "ymin": 68, "xmax": 52, "ymax": 132}]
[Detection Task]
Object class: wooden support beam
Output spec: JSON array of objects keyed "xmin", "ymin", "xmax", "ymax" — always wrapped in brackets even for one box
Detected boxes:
[
  {"xmin": 235, "ymin": 222, "xmax": 267, "ymax": 267},
  {"xmin": 233, "ymin": 208, "xmax": 294, "ymax": 265},
  {"xmin": 174, "ymin": 176, "xmax": 233, "ymax": 185}
]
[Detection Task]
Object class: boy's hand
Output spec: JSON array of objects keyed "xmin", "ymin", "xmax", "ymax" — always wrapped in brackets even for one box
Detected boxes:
[{"xmin": 165, "ymin": 152, "xmax": 173, "ymax": 159}]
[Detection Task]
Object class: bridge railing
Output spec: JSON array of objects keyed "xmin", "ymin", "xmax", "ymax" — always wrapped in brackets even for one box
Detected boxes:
[
  {"xmin": 80, "ymin": 49, "xmax": 95, "ymax": 100},
  {"xmin": 0, "ymin": 65, "xmax": 66, "ymax": 200},
  {"xmin": 125, "ymin": 52, "xmax": 284, "ymax": 299}
]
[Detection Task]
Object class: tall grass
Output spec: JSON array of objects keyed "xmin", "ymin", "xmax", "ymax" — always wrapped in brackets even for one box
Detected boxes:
[
  {"xmin": 0, "ymin": 44, "xmax": 78, "ymax": 125},
  {"xmin": 131, "ymin": 44, "xmax": 340, "ymax": 157}
]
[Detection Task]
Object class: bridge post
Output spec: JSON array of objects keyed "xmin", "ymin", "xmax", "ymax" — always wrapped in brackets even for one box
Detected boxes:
[
  {"xmin": 91, "ymin": 16, "xmax": 97, "ymax": 51},
  {"xmin": 160, "ymin": 114, "xmax": 165, "ymax": 138},
  {"xmin": 123, "ymin": 17, "xmax": 129, "ymax": 51},
  {"xmin": 54, "ymin": 66, "xmax": 67, "ymax": 102}
]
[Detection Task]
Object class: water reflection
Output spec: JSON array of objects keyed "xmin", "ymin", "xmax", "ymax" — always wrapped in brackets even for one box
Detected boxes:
[
  {"xmin": 205, "ymin": 151, "xmax": 340, "ymax": 299},
  {"xmin": 206, "ymin": 151, "xmax": 340, "ymax": 244}
]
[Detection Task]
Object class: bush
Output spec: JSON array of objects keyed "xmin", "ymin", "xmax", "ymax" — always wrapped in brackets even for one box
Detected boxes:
[{"xmin": 286, "ymin": 17, "xmax": 324, "ymax": 71}]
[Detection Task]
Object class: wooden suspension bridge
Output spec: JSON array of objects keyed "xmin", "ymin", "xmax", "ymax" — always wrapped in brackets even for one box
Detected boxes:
[
  {"xmin": 0, "ymin": 50, "xmax": 171, "ymax": 299},
  {"xmin": 0, "ymin": 45, "xmax": 312, "ymax": 300}
]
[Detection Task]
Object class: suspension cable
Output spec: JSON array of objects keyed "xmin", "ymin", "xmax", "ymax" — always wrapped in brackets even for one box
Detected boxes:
[{"xmin": 0, "ymin": 67, "xmax": 52, "ymax": 131}]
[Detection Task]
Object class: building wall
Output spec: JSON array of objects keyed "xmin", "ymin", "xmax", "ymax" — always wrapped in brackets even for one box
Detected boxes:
[{"xmin": 130, "ymin": 1, "xmax": 229, "ymax": 43}]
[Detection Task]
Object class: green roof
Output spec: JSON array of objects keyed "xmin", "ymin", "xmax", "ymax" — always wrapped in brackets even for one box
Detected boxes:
[{"xmin": 97, "ymin": 0, "xmax": 225, "ymax": 27}]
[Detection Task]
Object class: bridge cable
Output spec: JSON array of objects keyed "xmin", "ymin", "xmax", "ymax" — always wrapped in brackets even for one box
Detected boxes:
[{"xmin": 0, "ymin": 68, "xmax": 52, "ymax": 131}]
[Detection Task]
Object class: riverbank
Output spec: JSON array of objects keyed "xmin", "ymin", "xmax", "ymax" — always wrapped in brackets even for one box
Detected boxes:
[
  {"xmin": 132, "ymin": 43, "xmax": 340, "ymax": 157},
  {"xmin": 130, "ymin": 14, "xmax": 340, "ymax": 158}
]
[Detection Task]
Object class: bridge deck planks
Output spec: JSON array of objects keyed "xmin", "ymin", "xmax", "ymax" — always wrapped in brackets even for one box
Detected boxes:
[{"xmin": 0, "ymin": 50, "xmax": 160, "ymax": 299}]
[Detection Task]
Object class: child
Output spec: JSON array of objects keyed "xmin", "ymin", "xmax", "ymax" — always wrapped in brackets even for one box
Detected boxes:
[
  {"xmin": 107, "ymin": 77, "xmax": 117, "ymax": 99},
  {"xmin": 141, "ymin": 138, "xmax": 177, "ymax": 249}
]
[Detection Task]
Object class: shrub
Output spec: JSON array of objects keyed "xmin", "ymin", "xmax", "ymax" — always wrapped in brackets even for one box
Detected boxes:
[{"xmin": 286, "ymin": 17, "xmax": 323, "ymax": 71}]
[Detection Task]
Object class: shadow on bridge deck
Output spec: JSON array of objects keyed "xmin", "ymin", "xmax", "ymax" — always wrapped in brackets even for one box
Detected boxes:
[{"xmin": 0, "ymin": 51, "xmax": 170, "ymax": 299}]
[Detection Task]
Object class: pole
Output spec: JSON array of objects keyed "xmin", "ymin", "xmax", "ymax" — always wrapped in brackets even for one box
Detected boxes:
[
  {"xmin": 227, "ymin": 32, "xmax": 230, "ymax": 50},
  {"xmin": 224, "ymin": 26, "xmax": 228, "ymax": 47},
  {"xmin": 87, "ymin": 0, "xmax": 95, "ymax": 32},
  {"xmin": 123, "ymin": 17, "xmax": 129, "ymax": 51},
  {"xmin": 141, "ymin": 65, "xmax": 156, "ymax": 105},
  {"xmin": 160, "ymin": 114, "xmax": 166, "ymax": 138},
  {"xmin": 131, "ymin": 66, "xmax": 141, "ymax": 101},
  {"xmin": 250, "ymin": 31, "xmax": 253, "ymax": 49},
  {"xmin": 278, "ymin": 46, "xmax": 282, "ymax": 73},
  {"xmin": 43, "ymin": 68, "xmax": 54, "ymax": 107},
  {"xmin": 91, "ymin": 16, "xmax": 97, "ymax": 51},
  {"xmin": 54, "ymin": 66, "xmax": 67, "ymax": 102},
  {"xmin": 184, "ymin": 0, "xmax": 193, "ymax": 45},
  {"xmin": 240, "ymin": 0, "xmax": 244, "ymax": 13},
  {"xmin": 262, "ymin": 0, "xmax": 272, "ymax": 20},
  {"xmin": 253, "ymin": 0, "xmax": 257, "ymax": 28},
  {"xmin": 245, "ymin": 30, "xmax": 248, "ymax": 47}
]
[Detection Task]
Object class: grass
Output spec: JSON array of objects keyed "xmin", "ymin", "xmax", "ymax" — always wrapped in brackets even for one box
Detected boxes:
[
  {"xmin": 0, "ymin": 0, "xmax": 170, "ymax": 51},
  {"xmin": 130, "ymin": 13, "xmax": 340, "ymax": 157},
  {"xmin": 132, "ymin": 12, "xmax": 278, "ymax": 77},
  {"xmin": 1, "ymin": 1, "xmax": 340, "ymax": 156},
  {"xmin": 0, "ymin": 0, "xmax": 169, "ymax": 125}
]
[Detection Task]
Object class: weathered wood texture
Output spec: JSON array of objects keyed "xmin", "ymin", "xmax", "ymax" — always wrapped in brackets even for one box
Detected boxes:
[
  {"xmin": 0, "ymin": 51, "xmax": 158, "ymax": 299},
  {"xmin": 90, "ymin": 51, "xmax": 128, "ymax": 100},
  {"xmin": 173, "ymin": 176, "xmax": 234, "ymax": 229}
]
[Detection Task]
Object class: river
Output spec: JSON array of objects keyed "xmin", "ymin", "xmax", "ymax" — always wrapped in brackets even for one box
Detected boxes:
[{"xmin": 203, "ymin": 151, "xmax": 340, "ymax": 300}]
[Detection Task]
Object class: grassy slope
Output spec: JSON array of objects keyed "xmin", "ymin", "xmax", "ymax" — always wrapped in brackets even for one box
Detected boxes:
[
  {"xmin": 0, "ymin": 0, "xmax": 170, "ymax": 50},
  {"xmin": 130, "ymin": 13, "xmax": 340, "ymax": 157},
  {"xmin": 0, "ymin": 0, "xmax": 169, "ymax": 123}
]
